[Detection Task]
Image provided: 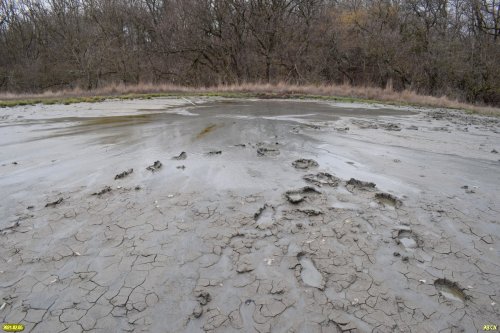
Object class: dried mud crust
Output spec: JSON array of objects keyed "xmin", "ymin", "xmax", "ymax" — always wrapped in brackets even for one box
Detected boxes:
[{"xmin": 2, "ymin": 164, "xmax": 497, "ymax": 333}]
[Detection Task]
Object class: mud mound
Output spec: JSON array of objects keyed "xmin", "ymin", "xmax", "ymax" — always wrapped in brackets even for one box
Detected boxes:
[
  {"xmin": 92, "ymin": 186, "xmax": 112, "ymax": 196},
  {"xmin": 173, "ymin": 152, "xmax": 187, "ymax": 160},
  {"xmin": 292, "ymin": 159, "xmax": 319, "ymax": 170},
  {"xmin": 114, "ymin": 168, "xmax": 133, "ymax": 180},
  {"xmin": 346, "ymin": 178, "xmax": 376, "ymax": 190},
  {"xmin": 303, "ymin": 172, "xmax": 340, "ymax": 187},
  {"xmin": 146, "ymin": 160, "xmax": 162, "ymax": 171}
]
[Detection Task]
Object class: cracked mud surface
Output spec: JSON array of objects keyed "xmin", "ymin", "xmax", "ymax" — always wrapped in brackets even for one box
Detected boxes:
[{"xmin": 1, "ymin": 98, "xmax": 499, "ymax": 332}]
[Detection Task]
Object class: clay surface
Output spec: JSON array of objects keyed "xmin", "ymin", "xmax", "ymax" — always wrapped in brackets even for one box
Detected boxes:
[{"xmin": 0, "ymin": 98, "xmax": 499, "ymax": 332}]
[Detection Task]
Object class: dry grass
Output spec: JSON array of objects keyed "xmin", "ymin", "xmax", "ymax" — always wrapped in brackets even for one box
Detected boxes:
[{"xmin": 1, "ymin": 82, "xmax": 499, "ymax": 116}]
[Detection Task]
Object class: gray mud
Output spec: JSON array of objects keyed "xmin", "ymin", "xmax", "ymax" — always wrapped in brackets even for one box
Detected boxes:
[
  {"xmin": 0, "ymin": 98, "xmax": 499, "ymax": 332},
  {"xmin": 303, "ymin": 172, "xmax": 341, "ymax": 187},
  {"xmin": 292, "ymin": 159, "xmax": 319, "ymax": 170}
]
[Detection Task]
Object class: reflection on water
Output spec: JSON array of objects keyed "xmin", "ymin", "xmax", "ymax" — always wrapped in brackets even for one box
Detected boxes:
[{"xmin": 11, "ymin": 100, "xmax": 415, "ymax": 146}]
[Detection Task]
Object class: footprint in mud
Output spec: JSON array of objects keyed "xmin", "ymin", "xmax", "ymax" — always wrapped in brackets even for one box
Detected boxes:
[
  {"xmin": 303, "ymin": 172, "xmax": 340, "ymax": 187},
  {"xmin": 254, "ymin": 204, "xmax": 276, "ymax": 229},
  {"xmin": 292, "ymin": 159, "xmax": 319, "ymax": 170},
  {"xmin": 395, "ymin": 229, "xmax": 420, "ymax": 249},
  {"xmin": 146, "ymin": 160, "xmax": 162, "ymax": 171},
  {"xmin": 173, "ymin": 152, "xmax": 187, "ymax": 160},
  {"xmin": 346, "ymin": 178, "xmax": 376, "ymax": 190},
  {"xmin": 257, "ymin": 146, "xmax": 280, "ymax": 157},
  {"xmin": 285, "ymin": 186, "xmax": 321, "ymax": 204},
  {"xmin": 114, "ymin": 168, "xmax": 133, "ymax": 180},
  {"xmin": 238, "ymin": 299, "xmax": 256, "ymax": 331},
  {"xmin": 297, "ymin": 253, "xmax": 325, "ymax": 290},
  {"xmin": 434, "ymin": 279, "xmax": 467, "ymax": 304},
  {"xmin": 375, "ymin": 192, "xmax": 402, "ymax": 208}
]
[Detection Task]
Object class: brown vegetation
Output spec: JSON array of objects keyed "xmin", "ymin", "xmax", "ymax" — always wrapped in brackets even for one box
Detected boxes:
[
  {"xmin": 1, "ymin": 82, "xmax": 499, "ymax": 116},
  {"xmin": 1, "ymin": 0, "xmax": 499, "ymax": 106}
]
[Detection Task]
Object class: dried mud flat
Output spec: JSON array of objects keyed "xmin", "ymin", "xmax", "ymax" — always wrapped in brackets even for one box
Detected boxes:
[{"xmin": 0, "ymin": 98, "xmax": 499, "ymax": 332}]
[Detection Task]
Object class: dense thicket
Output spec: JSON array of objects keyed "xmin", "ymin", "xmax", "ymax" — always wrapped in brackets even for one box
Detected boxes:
[{"xmin": 1, "ymin": 0, "xmax": 499, "ymax": 105}]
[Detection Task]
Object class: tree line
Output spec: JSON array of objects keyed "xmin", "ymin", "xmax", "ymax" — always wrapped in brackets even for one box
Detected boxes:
[{"xmin": 1, "ymin": 0, "xmax": 499, "ymax": 105}]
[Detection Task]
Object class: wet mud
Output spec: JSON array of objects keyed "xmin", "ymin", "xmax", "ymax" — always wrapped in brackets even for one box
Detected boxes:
[
  {"xmin": 375, "ymin": 192, "xmax": 403, "ymax": 208},
  {"xmin": 173, "ymin": 152, "xmax": 187, "ymax": 160},
  {"xmin": 146, "ymin": 160, "xmax": 162, "ymax": 171},
  {"xmin": 115, "ymin": 168, "xmax": 133, "ymax": 180},
  {"xmin": 292, "ymin": 159, "xmax": 319, "ymax": 170},
  {"xmin": 303, "ymin": 172, "xmax": 341, "ymax": 187},
  {"xmin": 0, "ymin": 98, "xmax": 499, "ymax": 332},
  {"xmin": 434, "ymin": 279, "xmax": 467, "ymax": 303}
]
